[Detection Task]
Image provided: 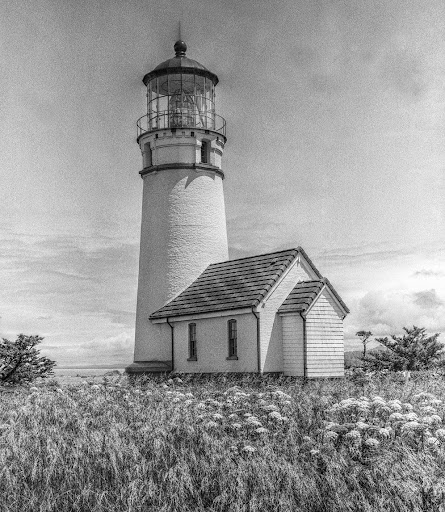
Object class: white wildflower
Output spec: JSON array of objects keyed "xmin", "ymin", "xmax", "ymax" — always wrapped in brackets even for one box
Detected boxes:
[
  {"xmin": 404, "ymin": 412, "xmax": 418, "ymax": 421},
  {"xmin": 183, "ymin": 400, "xmax": 194, "ymax": 406},
  {"xmin": 389, "ymin": 412, "xmax": 404, "ymax": 422},
  {"xmin": 269, "ymin": 411, "xmax": 282, "ymax": 421},
  {"xmin": 243, "ymin": 413, "xmax": 252, "ymax": 417},
  {"xmin": 213, "ymin": 413, "xmax": 224, "ymax": 421},
  {"xmin": 196, "ymin": 403, "xmax": 206, "ymax": 410},
  {"xmin": 309, "ymin": 449, "xmax": 320, "ymax": 456},
  {"xmin": 364, "ymin": 438, "xmax": 380, "ymax": 448},
  {"xmin": 273, "ymin": 391, "xmax": 292, "ymax": 400},
  {"xmin": 434, "ymin": 429, "xmax": 445, "ymax": 440},
  {"xmin": 231, "ymin": 423, "xmax": 242, "ymax": 430},
  {"xmin": 401, "ymin": 421, "xmax": 421, "ymax": 432},
  {"xmin": 421, "ymin": 406, "xmax": 437, "ymax": 415},
  {"xmin": 242, "ymin": 445, "xmax": 256, "ymax": 453},
  {"xmin": 356, "ymin": 421, "xmax": 370, "ymax": 431},
  {"xmin": 257, "ymin": 399, "xmax": 268, "ymax": 406},
  {"xmin": 324, "ymin": 431, "xmax": 338, "ymax": 442},
  {"xmin": 345, "ymin": 430, "xmax": 361, "ymax": 441},
  {"xmin": 185, "ymin": 392, "xmax": 194, "ymax": 398},
  {"xmin": 430, "ymin": 415, "xmax": 442, "ymax": 425},
  {"xmin": 205, "ymin": 421, "xmax": 218, "ymax": 429},
  {"xmin": 378, "ymin": 427, "xmax": 391, "ymax": 439},
  {"xmin": 172, "ymin": 397, "xmax": 182, "ymax": 403},
  {"xmin": 29, "ymin": 387, "xmax": 38, "ymax": 393},
  {"xmin": 262, "ymin": 404, "xmax": 279, "ymax": 412},
  {"xmin": 255, "ymin": 427, "xmax": 268, "ymax": 434},
  {"xmin": 324, "ymin": 422, "xmax": 339, "ymax": 430},
  {"xmin": 228, "ymin": 413, "xmax": 238, "ymax": 420},
  {"xmin": 426, "ymin": 436, "xmax": 440, "ymax": 447},
  {"xmin": 389, "ymin": 403, "xmax": 402, "ymax": 412},
  {"xmin": 402, "ymin": 403, "xmax": 414, "ymax": 412}
]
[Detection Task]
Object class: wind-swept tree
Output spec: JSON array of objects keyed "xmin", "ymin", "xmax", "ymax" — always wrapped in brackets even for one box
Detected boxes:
[
  {"xmin": 0, "ymin": 334, "xmax": 56, "ymax": 385},
  {"xmin": 356, "ymin": 330, "xmax": 373, "ymax": 359},
  {"xmin": 363, "ymin": 326, "xmax": 443, "ymax": 371}
]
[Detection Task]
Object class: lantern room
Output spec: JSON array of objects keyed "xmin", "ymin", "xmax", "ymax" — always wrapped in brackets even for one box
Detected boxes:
[{"xmin": 137, "ymin": 41, "xmax": 226, "ymax": 139}]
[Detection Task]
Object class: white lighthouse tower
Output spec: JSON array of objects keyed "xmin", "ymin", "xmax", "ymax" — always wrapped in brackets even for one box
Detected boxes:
[{"xmin": 127, "ymin": 41, "xmax": 229, "ymax": 373}]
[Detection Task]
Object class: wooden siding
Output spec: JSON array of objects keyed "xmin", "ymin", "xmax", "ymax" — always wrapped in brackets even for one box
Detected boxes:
[
  {"xmin": 282, "ymin": 315, "xmax": 304, "ymax": 376},
  {"xmin": 306, "ymin": 289, "xmax": 344, "ymax": 377}
]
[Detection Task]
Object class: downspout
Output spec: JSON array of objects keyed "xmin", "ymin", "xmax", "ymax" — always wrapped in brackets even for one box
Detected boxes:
[
  {"xmin": 299, "ymin": 312, "xmax": 307, "ymax": 379},
  {"xmin": 252, "ymin": 309, "xmax": 261, "ymax": 373},
  {"xmin": 166, "ymin": 318, "xmax": 174, "ymax": 373}
]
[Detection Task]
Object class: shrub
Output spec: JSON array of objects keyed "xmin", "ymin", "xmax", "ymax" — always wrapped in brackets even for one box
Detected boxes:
[
  {"xmin": 0, "ymin": 334, "xmax": 56, "ymax": 385},
  {"xmin": 363, "ymin": 326, "xmax": 443, "ymax": 372}
]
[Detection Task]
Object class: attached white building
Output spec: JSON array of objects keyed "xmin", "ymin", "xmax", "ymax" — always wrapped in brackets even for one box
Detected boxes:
[
  {"xmin": 126, "ymin": 41, "xmax": 349, "ymax": 377},
  {"xmin": 142, "ymin": 247, "xmax": 349, "ymax": 377}
]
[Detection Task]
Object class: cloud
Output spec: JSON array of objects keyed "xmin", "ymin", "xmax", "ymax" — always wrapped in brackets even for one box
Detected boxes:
[
  {"xmin": 346, "ymin": 288, "xmax": 445, "ymax": 343},
  {"xmin": 380, "ymin": 51, "xmax": 426, "ymax": 99},
  {"xmin": 413, "ymin": 289, "xmax": 443, "ymax": 309},
  {"xmin": 413, "ymin": 269, "xmax": 445, "ymax": 278}
]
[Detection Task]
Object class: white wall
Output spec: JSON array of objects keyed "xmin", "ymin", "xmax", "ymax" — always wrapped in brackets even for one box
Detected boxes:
[
  {"xmin": 173, "ymin": 313, "xmax": 257, "ymax": 373},
  {"xmin": 306, "ymin": 290, "xmax": 345, "ymax": 377},
  {"xmin": 281, "ymin": 314, "xmax": 304, "ymax": 376},
  {"xmin": 134, "ymin": 129, "xmax": 229, "ymax": 363},
  {"xmin": 261, "ymin": 257, "xmax": 316, "ymax": 372}
]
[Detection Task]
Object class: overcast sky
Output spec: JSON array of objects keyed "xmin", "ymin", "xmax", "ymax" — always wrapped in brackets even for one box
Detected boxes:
[{"xmin": 0, "ymin": 0, "xmax": 444, "ymax": 365}]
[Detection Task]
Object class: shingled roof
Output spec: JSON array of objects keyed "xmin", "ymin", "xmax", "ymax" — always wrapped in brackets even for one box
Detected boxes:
[
  {"xmin": 278, "ymin": 278, "xmax": 350, "ymax": 315},
  {"xmin": 278, "ymin": 280, "xmax": 325, "ymax": 314},
  {"xmin": 150, "ymin": 248, "xmax": 303, "ymax": 319}
]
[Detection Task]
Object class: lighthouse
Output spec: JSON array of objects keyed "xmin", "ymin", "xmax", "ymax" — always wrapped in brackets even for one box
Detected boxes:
[{"xmin": 128, "ymin": 41, "xmax": 229, "ymax": 373}]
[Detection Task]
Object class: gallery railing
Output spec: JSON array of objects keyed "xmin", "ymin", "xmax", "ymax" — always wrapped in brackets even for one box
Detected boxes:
[{"xmin": 137, "ymin": 110, "xmax": 226, "ymax": 139}]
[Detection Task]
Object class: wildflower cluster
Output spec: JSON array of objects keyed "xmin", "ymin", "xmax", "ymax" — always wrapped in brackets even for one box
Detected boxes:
[{"xmin": 324, "ymin": 392, "xmax": 445, "ymax": 453}]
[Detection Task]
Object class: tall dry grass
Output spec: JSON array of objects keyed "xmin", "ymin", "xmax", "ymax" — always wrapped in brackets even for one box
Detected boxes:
[{"xmin": 0, "ymin": 372, "xmax": 445, "ymax": 511}]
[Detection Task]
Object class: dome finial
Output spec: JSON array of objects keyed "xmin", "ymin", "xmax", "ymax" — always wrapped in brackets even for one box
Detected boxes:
[{"xmin": 174, "ymin": 39, "xmax": 187, "ymax": 57}]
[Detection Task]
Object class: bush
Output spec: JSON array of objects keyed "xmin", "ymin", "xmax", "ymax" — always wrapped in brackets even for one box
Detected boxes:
[
  {"xmin": 363, "ymin": 326, "xmax": 443, "ymax": 372},
  {"xmin": 0, "ymin": 334, "xmax": 56, "ymax": 385}
]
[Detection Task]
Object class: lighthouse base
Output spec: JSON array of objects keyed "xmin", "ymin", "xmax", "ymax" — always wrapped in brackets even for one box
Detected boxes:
[{"xmin": 125, "ymin": 360, "xmax": 172, "ymax": 374}]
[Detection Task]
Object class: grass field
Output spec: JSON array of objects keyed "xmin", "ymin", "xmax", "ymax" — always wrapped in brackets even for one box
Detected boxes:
[{"xmin": 1, "ymin": 372, "xmax": 445, "ymax": 511}]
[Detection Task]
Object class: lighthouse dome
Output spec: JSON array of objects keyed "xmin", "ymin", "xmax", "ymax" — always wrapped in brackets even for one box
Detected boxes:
[{"xmin": 143, "ymin": 41, "xmax": 219, "ymax": 86}]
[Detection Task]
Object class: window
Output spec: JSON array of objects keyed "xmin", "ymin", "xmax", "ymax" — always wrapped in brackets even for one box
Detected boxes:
[
  {"xmin": 227, "ymin": 319, "xmax": 238, "ymax": 359},
  {"xmin": 188, "ymin": 323, "xmax": 197, "ymax": 361},
  {"xmin": 200, "ymin": 140, "xmax": 209, "ymax": 164},
  {"xmin": 143, "ymin": 143, "xmax": 152, "ymax": 167}
]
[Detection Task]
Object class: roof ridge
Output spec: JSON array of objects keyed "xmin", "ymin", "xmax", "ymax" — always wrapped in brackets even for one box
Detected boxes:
[{"xmin": 208, "ymin": 248, "xmax": 298, "ymax": 267}]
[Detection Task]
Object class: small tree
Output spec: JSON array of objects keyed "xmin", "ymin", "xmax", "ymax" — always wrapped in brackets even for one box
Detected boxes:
[
  {"xmin": 363, "ymin": 326, "xmax": 443, "ymax": 371},
  {"xmin": 0, "ymin": 334, "xmax": 56, "ymax": 385},
  {"xmin": 356, "ymin": 330, "xmax": 373, "ymax": 359}
]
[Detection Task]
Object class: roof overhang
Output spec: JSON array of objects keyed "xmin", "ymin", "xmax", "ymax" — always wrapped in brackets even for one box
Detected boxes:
[{"xmin": 151, "ymin": 307, "xmax": 255, "ymax": 324}]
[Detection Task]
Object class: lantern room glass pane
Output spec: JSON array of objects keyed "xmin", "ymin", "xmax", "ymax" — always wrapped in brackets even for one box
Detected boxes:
[
  {"xmin": 195, "ymin": 75, "xmax": 205, "ymax": 97},
  {"xmin": 142, "ymin": 72, "xmax": 222, "ymax": 134},
  {"xmin": 182, "ymin": 73, "xmax": 195, "ymax": 95}
]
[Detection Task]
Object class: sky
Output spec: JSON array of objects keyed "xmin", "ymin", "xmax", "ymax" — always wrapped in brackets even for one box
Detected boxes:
[{"xmin": 0, "ymin": 0, "xmax": 444, "ymax": 366}]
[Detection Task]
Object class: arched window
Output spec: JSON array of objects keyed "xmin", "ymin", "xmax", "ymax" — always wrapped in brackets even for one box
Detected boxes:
[
  {"xmin": 188, "ymin": 323, "xmax": 197, "ymax": 361},
  {"xmin": 227, "ymin": 319, "xmax": 237, "ymax": 359}
]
